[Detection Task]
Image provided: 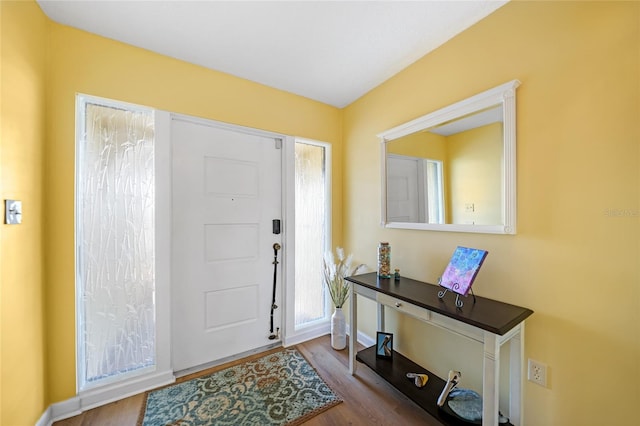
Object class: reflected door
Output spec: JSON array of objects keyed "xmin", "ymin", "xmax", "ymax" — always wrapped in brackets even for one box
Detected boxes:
[
  {"xmin": 387, "ymin": 155, "xmax": 423, "ymax": 222},
  {"xmin": 171, "ymin": 118, "xmax": 282, "ymax": 371}
]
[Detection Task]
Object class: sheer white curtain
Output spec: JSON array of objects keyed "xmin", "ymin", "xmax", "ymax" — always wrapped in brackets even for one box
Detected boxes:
[{"xmin": 76, "ymin": 97, "xmax": 156, "ymax": 389}]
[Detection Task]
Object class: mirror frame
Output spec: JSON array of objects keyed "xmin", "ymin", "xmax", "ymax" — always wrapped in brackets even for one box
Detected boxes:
[{"xmin": 379, "ymin": 80, "xmax": 520, "ymax": 234}]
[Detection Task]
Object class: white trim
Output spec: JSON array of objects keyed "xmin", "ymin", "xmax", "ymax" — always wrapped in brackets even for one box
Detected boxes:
[
  {"xmin": 377, "ymin": 80, "xmax": 520, "ymax": 141},
  {"xmin": 39, "ymin": 370, "xmax": 174, "ymax": 426},
  {"xmin": 283, "ymin": 137, "xmax": 333, "ymax": 346},
  {"xmin": 357, "ymin": 329, "xmax": 375, "ymax": 348},
  {"xmin": 154, "ymin": 110, "xmax": 173, "ymax": 378},
  {"xmin": 168, "ymin": 112, "xmax": 289, "ymax": 365},
  {"xmin": 170, "ymin": 112, "xmax": 288, "ymax": 141},
  {"xmin": 379, "ymin": 80, "xmax": 520, "ymax": 235},
  {"xmin": 282, "ymin": 136, "xmax": 297, "ymax": 345},
  {"xmin": 282, "ymin": 324, "xmax": 374, "ymax": 349},
  {"xmin": 38, "ymin": 397, "xmax": 81, "ymax": 426},
  {"xmin": 35, "ymin": 406, "xmax": 54, "ymax": 426},
  {"xmin": 78, "ymin": 370, "xmax": 175, "ymax": 412},
  {"xmin": 75, "ymin": 94, "xmax": 170, "ymax": 392},
  {"xmin": 284, "ymin": 323, "xmax": 330, "ymax": 347}
]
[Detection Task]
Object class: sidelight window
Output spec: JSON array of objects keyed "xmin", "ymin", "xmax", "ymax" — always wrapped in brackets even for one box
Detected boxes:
[
  {"xmin": 75, "ymin": 95, "xmax": 156, "ymax": 390},
  {"xmin": 294, "ymin": 140, "xmax": 331, "ymax": 329}
]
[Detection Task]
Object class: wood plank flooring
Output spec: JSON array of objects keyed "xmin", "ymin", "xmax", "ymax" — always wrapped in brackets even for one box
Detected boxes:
[{"xmin": 54, "ymin": 335, "xmax": 439, "ymax": 425}]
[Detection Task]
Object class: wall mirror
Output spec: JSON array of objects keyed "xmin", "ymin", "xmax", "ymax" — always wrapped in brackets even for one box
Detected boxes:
[{"xmin": 379, "ymin": 80, "xmax": 520, "ymax": 234}]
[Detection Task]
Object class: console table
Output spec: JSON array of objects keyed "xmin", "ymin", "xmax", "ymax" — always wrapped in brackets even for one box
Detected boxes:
[{"xmin": 346, "ymin": 272, "xmax": 533, "ymax": 426}]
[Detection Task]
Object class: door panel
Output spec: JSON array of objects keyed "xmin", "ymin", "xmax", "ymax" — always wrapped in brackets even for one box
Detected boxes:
[
  {"xmin": 387, "ymin": 155, "xmax": 422, "ymax": 222},
  {"xmin": 171, "ymin": 118, "xmax": 282, "ymax": 371}
]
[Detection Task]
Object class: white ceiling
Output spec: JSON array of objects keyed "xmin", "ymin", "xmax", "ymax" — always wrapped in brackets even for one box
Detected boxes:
[{"xmin": 37, "ymin": 0, "xmax": 508, "ymax": 108}]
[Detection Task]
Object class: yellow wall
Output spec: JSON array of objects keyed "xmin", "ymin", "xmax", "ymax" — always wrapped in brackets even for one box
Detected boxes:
[
  {"xmin": 44, "ymin": 23, "xmax": 343, "ymax": 404},
  {"xmin": 0, "ymin": 1, "xmax": 48, "ymax": 424},
  {"xmin": 2, "ymin": 1, "xmax": 639, "ymax": 425},
  {"xmin": 2, "ymin": 0, "xmax": 342, "ymax": 419},
  {"xmin": 343, "ymin": 1, "xmax": 639, "ymax": 425},
  {"xmin": 387, "ymin": 130, "xmax": 447, "ymax": 159},
  {"xmin": 448, "ymin": 122, "xmax": 502, "ymax": 225}
]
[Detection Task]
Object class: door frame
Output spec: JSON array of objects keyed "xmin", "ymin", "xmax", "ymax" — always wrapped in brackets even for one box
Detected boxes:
[
  {"xmin": 71, "ymin": 101, "xmax": 174, "ymax": 412},
  {"xmin": 64, "ymin": 105, "xmax": 295, "ymax": 417},
  {"xmin": 165, "ymin": 112, "xmax": 295, "ymax": 372},
  {"xmin": 282, "ymin": 138, "xmax": 333, "ymax": 347}
]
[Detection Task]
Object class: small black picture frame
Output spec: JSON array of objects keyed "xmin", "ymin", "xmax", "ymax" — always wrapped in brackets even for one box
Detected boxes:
[{"xmin": 376, "ymin": 332, "xmax": 393, "ymax": 359}]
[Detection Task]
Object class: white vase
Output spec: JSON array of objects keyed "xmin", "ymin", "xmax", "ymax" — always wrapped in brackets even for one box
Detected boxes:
[{"xmin": 331, "ymin": 307, "xmax": 347, "ymax": 350}]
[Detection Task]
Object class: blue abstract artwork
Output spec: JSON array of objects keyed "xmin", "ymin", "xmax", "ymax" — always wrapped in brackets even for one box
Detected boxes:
[{"xmin": 440, "ymin": 246, "xmax": 488, "ymax": 296}]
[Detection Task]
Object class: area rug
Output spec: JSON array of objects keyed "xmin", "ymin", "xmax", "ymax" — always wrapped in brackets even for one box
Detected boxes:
[{"xmin": 138, "ymin": 347, "xmax": 342, "ymax": 425}]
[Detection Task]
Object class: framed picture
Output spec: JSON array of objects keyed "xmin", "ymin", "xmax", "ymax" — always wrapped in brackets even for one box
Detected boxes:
[
  {"xmin": 440, "ymin": 246, "xmax": 488, "ymax": 296},
  {"xmin": 376, "ymin": 332, "xmax": 393, "ymax": 359}
]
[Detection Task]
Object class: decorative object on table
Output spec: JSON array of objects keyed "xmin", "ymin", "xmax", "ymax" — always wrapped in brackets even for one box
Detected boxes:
[
  {"xmin": 376, "ymin": 331, "xmax": 393, "ymax": 358},
  {"xmin": 438, "ymin": 246, "xmax": 488, "ymax": 308},
  {"xmin": 437, "ymin": 370, "xmax": 462, "ymax": 407},
  {"xmin": 377, "ymin": 242, "xmax": 391, "ymax": 278},
  {"xmin": 394, "ymin": 268, "xmax": 400, "ymax": 281},
  {"xmin": 441, "ymin": 389, "xmax": 510, "ymax": 424},
  {"xmin": 445, "ymin": 388, "xmax": 483, "ymax": 424},
  {"xmin": 138, "ymin": 348, "xmax": 342, "ymax": 426},
  {"xmin": 406, "ymin": 372, "xmax": 429, "ymax": 388},
  {"xmin": 323, "ymin": 247, "xmax": 366, "ymax": 350}
]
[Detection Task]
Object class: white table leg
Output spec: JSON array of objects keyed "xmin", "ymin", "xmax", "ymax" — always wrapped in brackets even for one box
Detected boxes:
[
  {"xmin": 509, "ymin": 324, "xmax": 524, "ymax": 426},
  {"xmin": 483, "ymin": 332, "xmax": 500, "ymax": 426},
  {"xmin": 349, "ymin": 286, "xmax": 357, "ymax": 375},
  {"xmin": 377, "ymin": 302, "xmax": 385, "ymax": 331}
]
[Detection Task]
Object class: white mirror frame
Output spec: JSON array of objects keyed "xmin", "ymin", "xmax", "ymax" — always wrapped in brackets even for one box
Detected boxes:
[{"xmin": 379, "ymin": 80, "xmax": 520, "ymax": 234}]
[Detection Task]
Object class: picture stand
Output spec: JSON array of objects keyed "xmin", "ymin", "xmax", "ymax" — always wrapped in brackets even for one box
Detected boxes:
[
  {"xmin": 437, "ymin": 246, "xmax": 488, "ymax": 309},
  {"xmin": 437, "ymin": 280, "xmax": 476, "ymax": 308}
]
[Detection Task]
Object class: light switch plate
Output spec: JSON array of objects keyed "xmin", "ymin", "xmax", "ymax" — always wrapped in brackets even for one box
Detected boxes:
[{"xmin": 5, "ymin": 200, "xmax": 22, "ymax": 224}]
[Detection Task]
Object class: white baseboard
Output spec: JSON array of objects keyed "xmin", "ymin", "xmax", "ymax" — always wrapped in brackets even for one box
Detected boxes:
[
  {"xmin": 37, "ymin": 396, "xmax": 81, "ymax": 426},
  {"xmin": 283, "ymin": 322, "xmax": 374, "ymax": 349},
  {"xmin": 36, "ymin": 406, "xmax": 58, "ymax": 426},
  {"xmin": 40, "ymin": 369, "xmax": 175, "ymax": 425},
  {"xmin": 283, "ymin": 322, "xmax": 330, "ymax": 347},
  {"xmin": 357, "ymin": 330, "xmax": 375, "ymax": 347}
]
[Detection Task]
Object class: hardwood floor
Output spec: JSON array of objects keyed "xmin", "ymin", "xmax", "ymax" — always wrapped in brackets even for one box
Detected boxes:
[{"xmin": 54, "ymin": 335, "xmax": 439, "ymax": 425}]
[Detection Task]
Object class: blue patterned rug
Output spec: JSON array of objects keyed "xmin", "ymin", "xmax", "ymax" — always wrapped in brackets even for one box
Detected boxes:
[{"xmin": 139, "ymin": 348, "xmax": 342, "ymax": 425}]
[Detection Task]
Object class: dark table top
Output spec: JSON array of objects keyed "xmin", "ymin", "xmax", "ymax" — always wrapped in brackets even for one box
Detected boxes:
[{"xmin": 346, "ymin": 272, "xmax": 533, "ymax": 335}]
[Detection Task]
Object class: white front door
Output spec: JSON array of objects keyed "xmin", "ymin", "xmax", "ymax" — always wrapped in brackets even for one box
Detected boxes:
[
  {"xmin": 171, "ymin": 117, "xmax": 283, "ymax": 372},
  {"xmin": 387, "ymin": 155, "xmax": 424, "ymax": 223}
]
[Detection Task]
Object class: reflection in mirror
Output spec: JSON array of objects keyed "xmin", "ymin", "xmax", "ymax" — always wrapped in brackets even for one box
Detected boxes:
[{"xmin": 379, "ymin": 80, "xmax": 520, "ymax": 234}]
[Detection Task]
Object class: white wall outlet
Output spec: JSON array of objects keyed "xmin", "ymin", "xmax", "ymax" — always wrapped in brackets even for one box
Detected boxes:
[
  {"xmin": 4, "ymin": 199, "xmax": 22, "ymax": 224},
  {"xmin": 528, "ymin": 358, "xmax": 547, "ymax": 387},
  {"xmin": 465, "ymin": 203, "xmax": 475, "ymax": 212}
]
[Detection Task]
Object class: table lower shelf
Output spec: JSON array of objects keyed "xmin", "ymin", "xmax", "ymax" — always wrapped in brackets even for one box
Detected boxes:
[{"xmin": 356, "ymin": 346, "xmax": 513, "ymax": 426}]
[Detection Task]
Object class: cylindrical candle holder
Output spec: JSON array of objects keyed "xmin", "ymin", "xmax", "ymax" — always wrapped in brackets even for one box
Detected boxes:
[{"xmin": 378, "ymin": 242, "xmax": 391, "ymax": 278}]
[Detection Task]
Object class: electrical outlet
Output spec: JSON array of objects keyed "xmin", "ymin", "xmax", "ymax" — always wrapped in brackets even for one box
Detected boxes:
[
  {"xmin": 528, "ymin": 358, "xmax": 547, "ymax": 387},
  {"xmin": 4, "ymin": 200, "xmax": 22, "ymax": 224}
]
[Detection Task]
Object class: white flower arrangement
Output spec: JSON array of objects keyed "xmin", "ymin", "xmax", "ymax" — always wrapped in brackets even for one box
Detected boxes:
[{"xmin": 322, "ymin": 247, "xmax": 366, "ymax": 308}]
